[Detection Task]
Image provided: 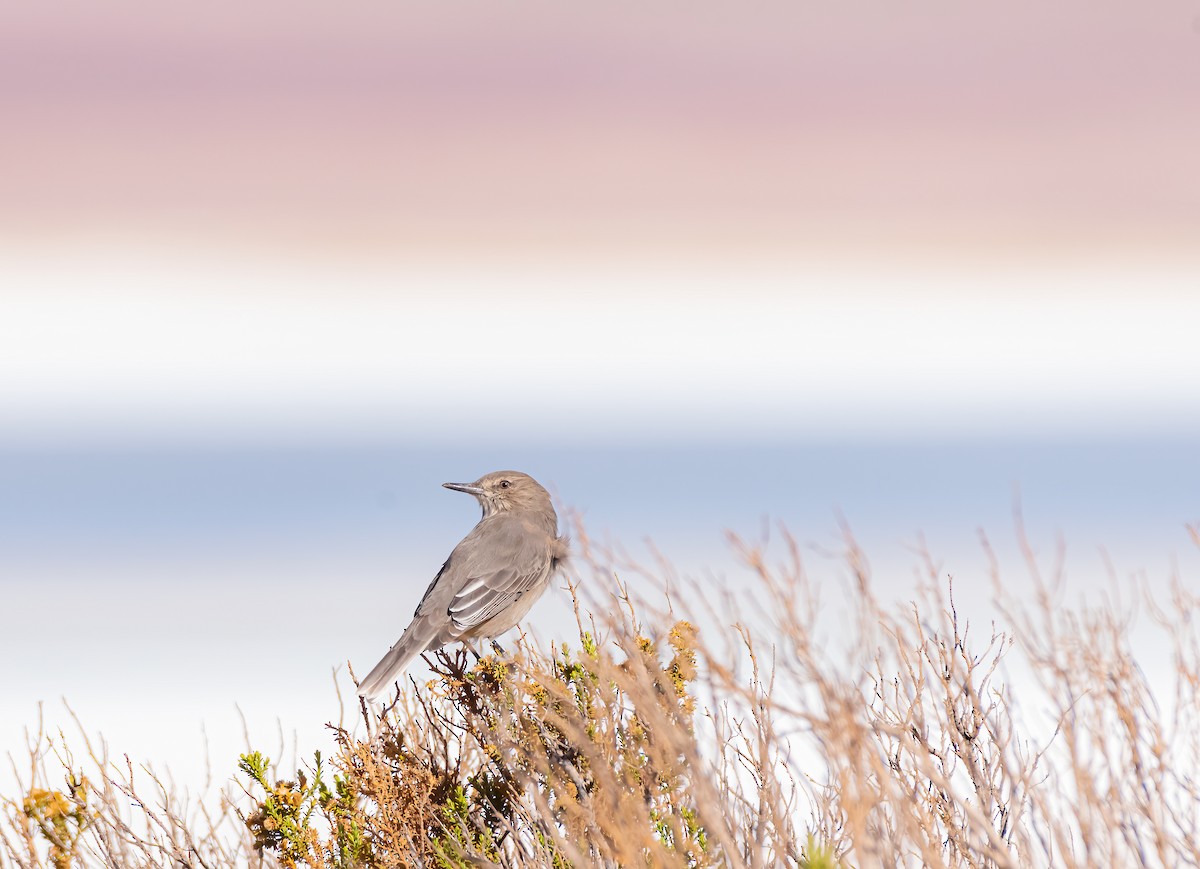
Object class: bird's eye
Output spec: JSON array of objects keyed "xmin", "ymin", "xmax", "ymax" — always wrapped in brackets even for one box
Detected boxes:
[{"xmin": 500, "ymin": 480, "xmax": 511, "ymax": 489}]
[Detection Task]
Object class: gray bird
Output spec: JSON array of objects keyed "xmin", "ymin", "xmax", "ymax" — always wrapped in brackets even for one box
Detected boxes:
[{"xmin": 357, "ymin": 470, "xmax": 568, "ymax": 700}]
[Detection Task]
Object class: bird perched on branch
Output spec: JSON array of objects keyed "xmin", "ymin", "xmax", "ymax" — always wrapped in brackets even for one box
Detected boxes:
[{"xmin": 357, "ymin": 470, "xmax": 568, "ymax": 701}]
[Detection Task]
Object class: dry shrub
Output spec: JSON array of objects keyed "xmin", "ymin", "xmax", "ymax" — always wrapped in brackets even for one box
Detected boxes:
[
  {"xmin": 0, "ymin": 708, "xmax": 262, "ymax": 867},
  {"xmin": 4, "ymin": 518, "xmax": 1199, "ymax": 868}
]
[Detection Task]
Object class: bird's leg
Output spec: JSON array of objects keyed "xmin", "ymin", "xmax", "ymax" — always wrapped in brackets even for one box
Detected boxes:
[{"xmin": 490, "ymin": 639, "xmax": 507, "ymax": 657}]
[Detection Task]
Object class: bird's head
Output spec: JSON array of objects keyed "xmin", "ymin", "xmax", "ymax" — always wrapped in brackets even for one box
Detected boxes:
[{"xmin": 443, "ymin": 471, "xmax": 555, "ymax": 520}]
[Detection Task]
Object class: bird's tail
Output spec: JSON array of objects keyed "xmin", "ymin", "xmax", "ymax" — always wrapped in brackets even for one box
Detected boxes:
[{"xmin": 357, "ymin": 619, "xmax": 442, "ymax": 701}]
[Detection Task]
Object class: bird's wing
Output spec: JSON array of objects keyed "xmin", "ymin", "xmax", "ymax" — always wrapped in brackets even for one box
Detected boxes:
[
  {"xmin": 413, "ymin": 558, "xmax": 452, "ymax": 616},
  {"xmin": 441, "ymin": 518, "xmax": 552, "ymax": 631}
]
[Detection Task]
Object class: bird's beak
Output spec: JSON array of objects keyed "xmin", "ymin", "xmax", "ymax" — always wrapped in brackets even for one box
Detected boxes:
[{"xmin": 443, "ymin": 482, "xmax": 485, "ymax": 496}]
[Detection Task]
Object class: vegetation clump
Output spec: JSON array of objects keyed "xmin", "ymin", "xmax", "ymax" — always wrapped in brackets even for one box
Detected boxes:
[{"xmin": 4, "ymin": 521, "xmax": 1200, "ymax": 868}]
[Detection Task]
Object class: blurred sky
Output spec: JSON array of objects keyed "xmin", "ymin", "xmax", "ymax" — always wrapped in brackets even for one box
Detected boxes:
[
  {"xmin": 1, "ymin": 0, "xmax": 1198, "ymax": 796},
  {"xmin": 4, "ymin": 0, "xmax": 1200, "ymax": 257}
]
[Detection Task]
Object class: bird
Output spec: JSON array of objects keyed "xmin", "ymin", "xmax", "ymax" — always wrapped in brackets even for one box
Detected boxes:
[{"xmin": 357, "ymin": 470, "xmax": 568, "ymax": 701}]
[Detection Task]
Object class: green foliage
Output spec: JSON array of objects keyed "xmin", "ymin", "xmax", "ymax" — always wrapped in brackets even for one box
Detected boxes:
[
  {"xmin": 20, "ymin": 772, "xmax": 92, "ymax": 869},
  {"xmin": 238, "ymin": 749, "xmax": 372, "ymax": 869},
  {"xmin": 800, "ymin": 834, "xmax": 840, "ymax": 868}
]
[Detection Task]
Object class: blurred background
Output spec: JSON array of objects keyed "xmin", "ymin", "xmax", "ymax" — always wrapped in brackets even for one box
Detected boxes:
[{"xmin": 2, "ymin": 0, "xmax": 1198, "ymax": 790}]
